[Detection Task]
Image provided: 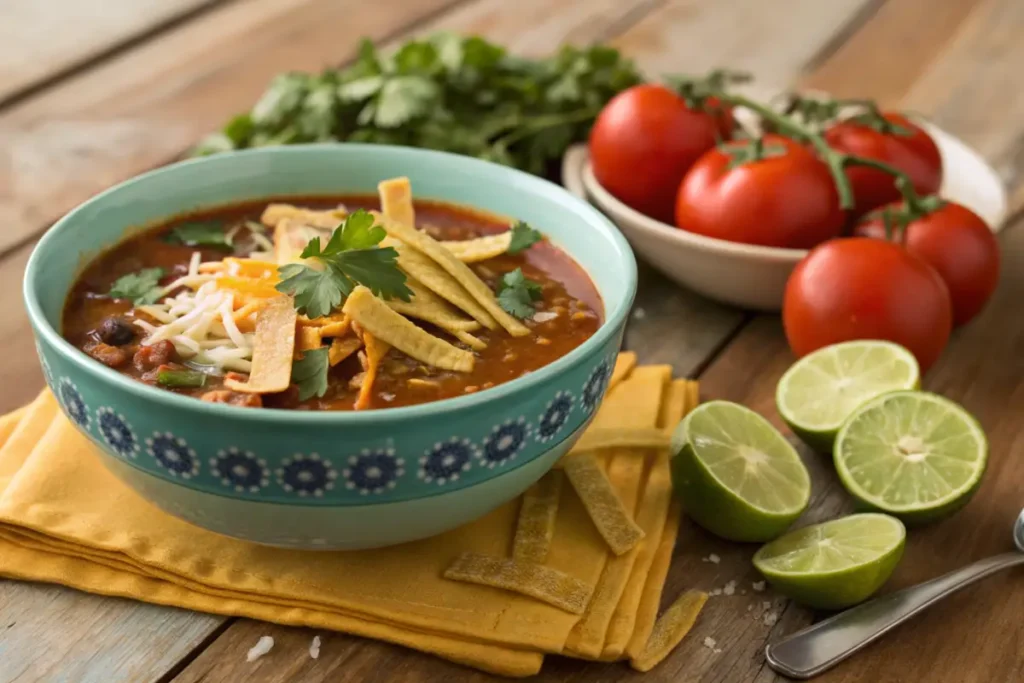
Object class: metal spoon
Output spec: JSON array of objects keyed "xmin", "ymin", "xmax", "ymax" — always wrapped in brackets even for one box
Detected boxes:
[{"xmin": 765, "ymin": 509, "xmax": 1024, "ymax": 679}]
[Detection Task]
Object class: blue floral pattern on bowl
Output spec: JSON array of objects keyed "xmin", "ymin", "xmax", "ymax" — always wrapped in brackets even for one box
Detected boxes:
[
  {"xmin": 343, "ymin": 448, "xmax": 405, "ymax": 495},
  {"xmin": 146, "ymin": 432, "xmax": 200, "ymax": 479},
  {"xmin": 419, "ymin": 437, "xmax": 478, "ymax": 486},
  {"xmin": 480, "ymin": 418, "xmax": 532, "ymax": 469},
  {"xmin": 211, "ymin": 448, "xmax": 269, "ymax": 493},
  {"xmin": 96, "ymin": 407, "xmax": 139, "ymax": 459},
  {"xmin": 276, "ymin": 454, "xmax": 338, "ymax": 498}
]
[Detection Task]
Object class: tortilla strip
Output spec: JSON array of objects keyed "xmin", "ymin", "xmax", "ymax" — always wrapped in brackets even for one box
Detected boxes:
[
  {"xmin": 610, "ymin": 352, "xmax": 638, "ymax": 390},
  {"xmin": 328, "ymin": 336, "xmax": 362, "ymax": 366},
  {"xmin": 444, "ymin": 553, "xmax": 593, "ymax": 614},
  {"xmin": 354, "ymin": 332, "xmax": 390, "ymax": 410},
  {"xmin": 261, "ymin": 203, "xmax": 347, "ymax": 229},
  {"xmin": 563, "ymin": 454, "xmax": 645, "ymax": 556},
  {"xmin": 298, "ymin": 312, "xmax": 348, "ymax": 327},
  {"xmin": 387, "ymin": 278, "xmax": 480, "ymax": 332},
  {"xmin": 377, "ymin": 177, "xmax": 527, "ymax": 337},
  {"xmin": 395, "ymin": 246, "xmax": 498, "ymax": 330},
  {"xmin": 513, "ymin": 470, "xmax": 564, "ymax": 563},
  {"xmin": 343, "ymin": 286, "xmax": 474, "ymax": 372},
  {"xmin": 224, "ymin": 297, "xmax": 297, "ymax": 394},
  {"xmin": 568, "ymin": 428, "xmax": 672, "ymax": 456},
  {"xmin": 273, "ymin": 219, "xmax": 330, "ymax": 265},
  {"xmin": 629, "ymin": 591, "xmax": 708, "ymax": 672},
  {"xmin": 383, "ymin": 216, "xmax": 530, "ymax": 337},
  {"xmin": 441, "ymin": 232, "xmax": 512, "ymax": 263},
  {"xmin": 453, "ymin": 330, "xmax": 486, "ymax": 351},
  {"xmin": 295, "ymin": 326, "xmax": 322, "ymax": 356},
  {"xmin": 319, "ymin": 318, "xmax": 351, "ymax": 338}
]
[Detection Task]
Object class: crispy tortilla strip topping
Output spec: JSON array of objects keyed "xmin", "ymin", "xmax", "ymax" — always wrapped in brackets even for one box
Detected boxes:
[
  {"xmin": 377, "ymin": 178, "xmax": 528, "ymax": 337},
  {"xmin": 261, "ymin": 203, "xmax": 347, "ymax": 229},
  {"xmin": 564, "ymin": 454, "xmax": 646, "ymax": 556},
  {"xmin": 444, "ymin": 552, "xmax": 593, "ymax": 614},
  {"xmin": 395, "ymin": 245, "xmax": 498, "ymax": 330},
  {"xmin": 513, "ymin": 470, "xmax": 564, "ymax": 563},
  {"xmin": 343, "ymin": 286, "xmax": 474, "ymax": 372},
  {"xmin": 610, "ymin": 352, "xmax": 638, "ymax": 391},
  {"xmin": 355, "ymin": 332, "xmax": 390, "ymax": 410},
  {"xmin": 453, "ymin": 329, "xmax": 486, "ymax": 351},
  {"xmin": 224, "ymin": 297, "xmax": 297, "ymax": 394},
  {"xmin": 568, "ymin": 428, "xmax": 672, "ymax": 456},
  {"xmin": 295, "ymin": 326, "xmax": 323, "ymax": 356},
  {"xmin": 629, "ymin": 591, "xmax": 708, "ymax": 672},
  {"xmin": 298, "ymin": 312, "xmax": 348, "ymax": 327},
  {"xmin": 273, "ymin": 218, "xmax": 330, "ymax": 265},
  {"xmin": 318, "ymin": 318, "xmax": 351, "ymax": 338},
  {"xmin": 442, "ymin": 232, "xmax": 512, "ymax": 263},
  {"xmin": 328, "ymin": 336, "xmax": 362, "ymax": 366},
  {"xmin": 387, "ymin": 277, "xmax": 481, "ymax": 333}
]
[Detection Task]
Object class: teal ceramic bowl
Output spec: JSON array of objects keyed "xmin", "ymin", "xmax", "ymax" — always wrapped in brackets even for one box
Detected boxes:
[{"xmin": 24, "ymin": 144, "xmax": 636, "ymax": 550}]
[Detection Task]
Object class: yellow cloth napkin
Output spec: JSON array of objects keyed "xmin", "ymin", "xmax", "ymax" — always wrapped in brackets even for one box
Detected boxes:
[{"xmin": 0, "ymin": 363, "xmax": 693, "ymax": 676}]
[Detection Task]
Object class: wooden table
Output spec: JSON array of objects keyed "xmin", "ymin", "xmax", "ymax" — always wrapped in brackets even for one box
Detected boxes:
[{"xmin": 2, "ymin": 0, "xmax": 1022, "ymax": 680}]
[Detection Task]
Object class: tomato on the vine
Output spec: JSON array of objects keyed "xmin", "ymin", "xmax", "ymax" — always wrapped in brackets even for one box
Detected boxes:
[
  {"xmin": 783, "ymin": 238, "xmax": 952, "ymax": 373},
  {"xmin": 675, "ymin": 134, "xmax": 844, "ymax": 249},
  {"xmin": 589, "ymin": 84, "xmax": 733, "ymax": 224},
  {"xmin": 854, "ymin": 201, "xmax": 999, "ymax": 326},
  {"xmin": 825, "ymin": 112, "xmax": 942, "ymax": 217}
]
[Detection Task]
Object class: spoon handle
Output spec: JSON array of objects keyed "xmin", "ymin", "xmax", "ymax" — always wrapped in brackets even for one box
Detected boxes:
[{"xmin": 766, "ymin": 552, "xmax": 1024, "ymax": 679}]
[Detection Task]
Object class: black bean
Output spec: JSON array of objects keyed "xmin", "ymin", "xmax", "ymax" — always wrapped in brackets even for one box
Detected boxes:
[{"xmin": 97, "ymin": 317, "xmax": 136, "ymax": 346}]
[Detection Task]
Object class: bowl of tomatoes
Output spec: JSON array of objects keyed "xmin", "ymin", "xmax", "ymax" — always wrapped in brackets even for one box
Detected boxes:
[{"xmin": 564, "ymin": 82, "xmax": 1008, "ymax": 312}]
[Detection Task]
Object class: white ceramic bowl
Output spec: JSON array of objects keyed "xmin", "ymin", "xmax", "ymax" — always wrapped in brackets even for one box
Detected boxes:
[{"xmin": 563, "ymin": 122, "xmax": 1008, "ymax": 311}]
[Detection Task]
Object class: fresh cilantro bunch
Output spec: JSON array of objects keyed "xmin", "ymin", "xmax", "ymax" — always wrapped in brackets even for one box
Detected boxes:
[
  {"xmin": 193, "ymin": 34, "xmax": 643, "ymax": 175},
  {"xmin": 109, "ymin": 267, "xmax": 166, "ymax": 305},
  {"xmin": 165, "ymin": 220, "xmax": 233, "ymax": 250},
  {"xmin": 275, "ymin": 209, "xmax": 412, "ymax": 318},
  {"xmin": 496, "ymin": 268, "xmax": 543, "ymax": 319}
]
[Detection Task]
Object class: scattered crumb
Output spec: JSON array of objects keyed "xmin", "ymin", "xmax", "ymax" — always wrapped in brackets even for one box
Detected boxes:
[
  {"xmin": 740, "ymin": 589, "xmax": 747, "ymax": 595},
  {"xmin": 702, "ymin": 636, "xmax": 722, "ymax": 654},
  {"xmin": 380, "ymin": 392, "xmax": 395, "ymax": 402},
  {"xmin": 632, "ymin": 308, "xmax": 647, "ymax": 320},
  {"xmin": 762, "ymin": 601, "xmax": 771, "ymax": 610},
  {"xmin": 309, "ymin": 635, "xmax": 321, "ymax": 659},
  {"xmin": 709, "ymin": 588, "xmax": 722, "ymax": 596},
  {"xmin": 752, "ymin": 581, "xmax": 766, "ymax": 592},
  {"xmin": 763, "ymin": 611, "xmax": 779, "ymax": 627},
  {"xmin": 722, "ymin": 580, "xmax": 737, "ymax": 596},
  {"xmin": 247, "ymin": 635, "xmax": 274, "ymax": 662},
  {"xmin": 747, "ymin": 604, "xmax": 754, "ymax": 612},
  {"xmin": 702, "ymin": 553, "xmax": 721, "ymax": 564}
]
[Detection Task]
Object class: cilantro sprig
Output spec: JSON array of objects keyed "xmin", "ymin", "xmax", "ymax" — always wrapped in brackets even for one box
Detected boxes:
[
  {"xmin": 275, "ymin": 209, "xmax": 412, "ymax": 318},
  {"xmin": 109, "ymin": 267, "xmax": 166, "ymax": 305},
  {"xmin": 291, "ymin": 347, "xmax": 330, "ymax": 401},
  {"xmin": 496, "ymin": 268, "xmax": 543, "ymax": 319},
  {"xmin": 507, "ymin": 221, "xmax": 542, "ymax": 254},
  {"xmin": 165, "ymin": 221, "xmax": 234, "ymax": 250},
  {"xmin": 193, "ymin": 35, "xmax": 642, "ymax": 175}
]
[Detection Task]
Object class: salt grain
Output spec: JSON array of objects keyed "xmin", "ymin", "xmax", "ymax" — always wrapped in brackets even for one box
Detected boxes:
[
  {"xmin": 762, "ymin": 601, "xmax": 771, "ymax": 610},
  {"xmin": 702, "ymin": 636, "xmax": 722, "ymax": 654},
  {"xmin": 747, "ymin": 604, "xmax": 754, "ymax": 612},
  {"xmin": 723, "ymin": 580, "xmax": 736, "ymax": 596},
  {"xmin": 702, "ymin": 553, "xmax": 721, "ymax": 564},
  {"xmin": 752, "ymin": 581, "xmax": 766, "ymax": 592},
  {"xmin": 763, "ymin": 611, "xmax": 779, "ymax": 627},
  {"xmin": 309, "ymin": 635, "xmax": 321, "ymax": 660},
  {"xmin": 632, "ymin": 308, "xmax": 647, "ymax": 320},
  {"xmin": 709, "ymin": 588, "xmax": 722, "ymax": 596},
  {"xmin": 246, "ymin": 635, "xmax": 274, "ymax": 662}
]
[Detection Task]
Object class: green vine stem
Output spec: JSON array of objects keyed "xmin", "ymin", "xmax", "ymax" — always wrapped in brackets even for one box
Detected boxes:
[{"xmin": 715, "ymin": 92, "xmax": 924, "ymax": 212}]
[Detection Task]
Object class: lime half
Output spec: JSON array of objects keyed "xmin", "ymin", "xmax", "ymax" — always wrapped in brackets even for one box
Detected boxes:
[
  {"xmin": 671, "ymin": 401, "xmax": 811, "ymax": 542},
  {"xmin": 777, "ymin": 341, "xmax": 920, "ymax": 452},
  {"xmin": 753, "ymin": 513, "xmax": 905, "ymax": 610},
  {"xmin": 834, "ymin": 391, "xmax": 987, "ymax": 524}
]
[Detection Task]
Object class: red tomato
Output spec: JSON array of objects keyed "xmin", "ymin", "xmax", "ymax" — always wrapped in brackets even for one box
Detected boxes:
[
  {"xmin": 589, "ymin": 85, "xmax": 733, "ymax": 224},
  {"xmin": 674, "ymin": 135, "xmax": 845, "ymax": 249},
  {"xmin": 783, "ymin": 238, "xmax": 952, "ymax": 373},
  {"xmin": 854, "ymin": 201, "xmax": 999, "ymax": 326},
  {"xmin": 825, "ymin": 113, "xmax": 942, "ymax": 217}
]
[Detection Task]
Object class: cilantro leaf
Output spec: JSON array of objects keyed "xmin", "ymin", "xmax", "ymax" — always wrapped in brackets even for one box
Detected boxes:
[
  {"xmin": 496, "ymin": 267, "xmax": 543, "ymax": 319},
  {"xmin": 291, "ymin": 347, "xmax": 330, "ymax": 401},
  {"xmin": 507, "ymin": 221, "xmax": 542, "ymax": 254},
  {"xmin": 109, "ymin": 267, "xmax": 166, "ymax": 305},
  {"xmin": 276, "ymin": 210, "xmax": 410, "ymax": 317},
  {"xmin": 165, "ymin": 221, "xmax": 233, "ymax": 250}
]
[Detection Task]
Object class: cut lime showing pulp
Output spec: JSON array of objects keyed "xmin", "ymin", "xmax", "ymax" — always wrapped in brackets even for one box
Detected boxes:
[
  {"xmin": 671, "ymin": 401, "xmax": 810, "ymax": 543},
  {"xmin": 753, "ymin": 513, "xmax": 905, "ymax": 610},
  {"xmin": 777, "ymin": 341, "xmax": 920, "ymax": 453},
  {"xmin": 834, "ymin": 391, "xmax": 987, "ymax": 524}
]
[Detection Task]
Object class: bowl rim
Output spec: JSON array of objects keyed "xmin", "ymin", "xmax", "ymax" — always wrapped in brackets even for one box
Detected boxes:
[
  {"xmin": 581, "ymin": 158, "xmax": 808, "ymax": 264},
  {"xmin": 24, "ymin": 143, "xmax": 637, "ymax": 425}
]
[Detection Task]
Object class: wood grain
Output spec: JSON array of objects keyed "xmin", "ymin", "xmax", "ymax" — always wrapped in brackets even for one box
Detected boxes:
[
  {"xmin": 0, "ymin": 0, "xmax": 224, "ymax": 105},
  {"xmin": 0, "ymin": 0, "xmax": 462, "ymax": 257}
]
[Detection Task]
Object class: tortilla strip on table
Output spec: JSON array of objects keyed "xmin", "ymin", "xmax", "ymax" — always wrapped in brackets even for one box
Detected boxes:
[
  {"xmin": 342, "ymin": 286, "xmax": 474, "ymax": 372},
  {"xmin": 377, "ymin": 177, "xmax": 527, "ymax": 337},
  {"xmin": 261, "ymin": 203, "xmax": 347, "ymax": 229},
  {"xmin": 224, "ymin": 297, "xmax": 296, "ymax": 394},
  {"xmin": 355, "ymin": 332, "xmax": 390, "ymax": 410},
  {"xmin": 441, "ymin": 232, "xmax": 512, "ymax": 263}
]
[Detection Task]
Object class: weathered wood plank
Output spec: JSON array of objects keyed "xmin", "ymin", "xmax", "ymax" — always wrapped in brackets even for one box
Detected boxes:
[
  {"xmin": 0, "ymin": 0, "xmax": 462, "ymax": 257},
  {"xmin": 0, "ymin": 581, "xmax": 222, "ymax": 683},
  {"xmin": 0, "ymin": 0, "xmax": 223, "ymax": 105}
]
